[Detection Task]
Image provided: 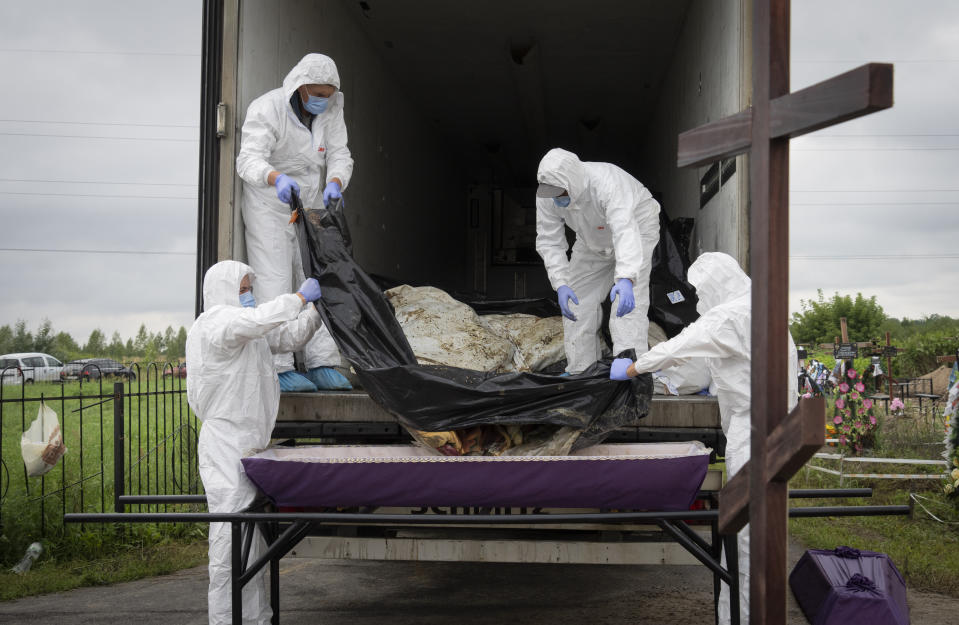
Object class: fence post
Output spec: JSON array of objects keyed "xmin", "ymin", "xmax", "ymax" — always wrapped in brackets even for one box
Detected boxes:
[{"xmin": 113, "ymin": 382, "xmax": 124, "ymax": 513}]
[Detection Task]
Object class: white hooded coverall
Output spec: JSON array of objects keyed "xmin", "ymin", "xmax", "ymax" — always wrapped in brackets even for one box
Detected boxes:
[
  {"xmin": 535, "ymin": 148, "xmax": 661, "ymax": 373},
  {"xmin": 186, "ymin": 260, "xmax": 322, "ymax": 625},
  {"xmin": 236, "ymin": 53, "xmax": 353, "ymax": 373},
  {"xmin": 629, "ymin": 252, "xmax": 798, "ymax": 625}
]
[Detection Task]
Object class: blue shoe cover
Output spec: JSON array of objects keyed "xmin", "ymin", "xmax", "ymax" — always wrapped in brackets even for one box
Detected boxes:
[
  {"xmin": 559, "ymin": 372, "xmax": 571, "ymax": 377},
  {"xmin": 278, "ymin": 370, "xmax": 318, "ymax": 392},
  {"xmin": 304, "ymin": 366, "xmax": 353, "ymax": 390}
]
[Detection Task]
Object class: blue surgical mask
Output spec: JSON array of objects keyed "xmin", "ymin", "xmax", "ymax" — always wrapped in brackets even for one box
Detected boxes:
[
  {"xmin": 239, "ymin": 292, "xmax": 256, "ymax": 308},
  {"xmin": 303, "ymin": 95, "xmax": 329, "ymax": 115},
  {"xmin": 554, "ymin": 196, "xmax": 571, "ymax": 208}
]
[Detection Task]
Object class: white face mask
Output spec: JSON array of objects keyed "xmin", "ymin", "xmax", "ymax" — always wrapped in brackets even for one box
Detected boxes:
[{"xmin": 553, "ymin": 196, "xmax": 571, "ymax": 208}]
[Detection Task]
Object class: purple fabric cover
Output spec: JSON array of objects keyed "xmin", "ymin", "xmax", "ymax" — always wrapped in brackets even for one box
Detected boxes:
[
  {"xmin": 240, "ymin": 443, "xmax": 710, "ymax": 510},
  {"xmin": 789, "ymin": 547, "xmax": 909, "ymax": 625}
]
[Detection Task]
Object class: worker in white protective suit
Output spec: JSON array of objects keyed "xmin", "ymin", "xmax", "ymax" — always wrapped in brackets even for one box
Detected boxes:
[
  {"xmin": 535, "ymin": 148, "xmax": 661, "ymax": 374},
  {"xmin": 187, "ymin": 260, "xmax": 323, "ymax": 625},
  {"xmin": 608, "ymin": 252, "xmax": 798, "ymax": 625},
  {"xmin": 236, "ymin": 52, "xmax": 353, "ymax": 392}
]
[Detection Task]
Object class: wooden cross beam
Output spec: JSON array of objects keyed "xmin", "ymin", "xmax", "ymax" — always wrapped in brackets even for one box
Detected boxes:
[
  {"xmin": 675, "ymin": 2, "xmax": 893, "ymax": 624},
  {"xmin": 678, "ymin": 63, "xmax": 893, "ymax": 168}
]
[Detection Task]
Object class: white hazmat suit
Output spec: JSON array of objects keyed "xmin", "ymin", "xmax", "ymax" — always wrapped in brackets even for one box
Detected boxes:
[
  {"xmin": 236, "ymin": 53, "xmax": 353, "ymax": 375},
  {"xmin": 187, "ymin": 260, "xmax": 322, "ymax": 625},
  {"xmin": 535, "ymin": 148, "xmax": 661, "ymax": 373},
  {"xmin": 622, "ymin": 252, "xmax": 797, "ymax": 625}
]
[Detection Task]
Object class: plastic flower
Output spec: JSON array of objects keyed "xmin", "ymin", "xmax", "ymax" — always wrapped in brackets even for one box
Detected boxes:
[
  {"xmin": 803, "ymin": 392, "xmax": 812, "ymax": 399},
  {"xmin": 835, "ymin": 398, "xmax": 845, "ymax": 410},
  {"xmin": 839, "ymin": 383, "xmax": 850, "ymax": 393},
  {"xmin": 863, "ymin": 398, "xmax": 874, "ymax": 410},
  {"xmin": 947, "ymin": 483, "xmax": 955, "ymax": 495},
  {"xmin": 839, "ymin": 435, "xmax": 847, "ymax": 445},
  {"xmin": 833, "ymin": 415, "xmax": 843, "ymax": 425},
  {"xmin": 843, "ymin": 424, "xmax": 851, "ymax": 433},
  {"xmin": 952, "ymin": 468, "xmax": 959, "ymax": 481},
  {"xmin": 855, "ymin": 382, "xmax": 865, "ymax": 393},
  {"xmin": 847, "ymin": 369, "xmax": 858, "ymax": 379},
  {"xmin": 869, "ymin": 415, "xmax": 877, "ymax": 425},
  {"xmin": 851, "ymin": 391, "xmax": 860, "ymax": 400},
  {"xmin": 855, "ymin": 422, "xmax": 863, "ymax": 429},
  {"xmin": 890, "ymin": 397, "xmax": 905, "ymax": 411}
]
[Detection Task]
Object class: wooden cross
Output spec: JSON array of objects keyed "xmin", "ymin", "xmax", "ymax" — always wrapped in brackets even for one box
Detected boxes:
[{"xmin": 676, "ymin": 2, "xmax": 893, "ymax": 624}]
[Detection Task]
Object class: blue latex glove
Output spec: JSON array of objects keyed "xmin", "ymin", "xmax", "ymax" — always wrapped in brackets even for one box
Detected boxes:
[
  {"xmin": 297, "ymin": 278, "xmax": 322, "ymax": 303},
  {"xmin": 557, "ymin": 285, "xmax": 579, "ymax": 321},
  {"xmin": 610, "ymin": 358, "xmax": 634, "ymax": 381},
  {"xmin": 274, "ymin": 174, "xmax": 300, "ymax": 204},
  {"xmin": 323, "ymin": 181, "xmax": 342, "ymax": 206},
  {"xmin": 609, "ymin": 278, "xmax": 635, "ymax": 317}
]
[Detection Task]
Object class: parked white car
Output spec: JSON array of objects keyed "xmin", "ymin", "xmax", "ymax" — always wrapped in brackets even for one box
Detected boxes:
[{"xmin": 0, "ymin": 352, "xmax": 65, "ymax": 384}]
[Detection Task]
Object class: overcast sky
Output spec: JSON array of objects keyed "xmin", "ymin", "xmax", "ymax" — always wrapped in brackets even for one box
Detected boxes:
[{"xmin": 0, "ymin": 0, "xmax": 956, "ymax": 347}]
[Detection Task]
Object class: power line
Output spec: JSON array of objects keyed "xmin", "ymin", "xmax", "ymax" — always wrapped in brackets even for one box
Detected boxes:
[
  {"xmin": 791, "ymin": 254, "xmax": 959, "ymax": 261},
  {"xmin": 791, "ymin": 189, "xmax": 959, "ymax": 193},
  {"xmin": 0, "ymin": 191, "xmax": 195, "ymax": 200},
  {"xmin": 0, "ymin": 132, "xmax": 196, "ymax": 143},
  {"xmin": 794, "ymin": 59, "xmax": 959, "ymax": 64},
  {"xmin": 805, "ymin": 133, "xmax": 959, "ymax": 137},
  {"xmin": 0, "ymin": 178, "xmax": 196, "ymax": 187},
  {"xmin": 0, "ymin": 48, "xmax": 199, "ymax": 57},
  {"xmin": 792, "ymin": 202, "xmax": 957, "ymax": 206},
  {"xmin": 0, "ymin": 119, "xmax": 197, "ymax": 129},
  {"xmin": 0, "ymin": 247, "xmax": 194, "ymax": 256},
  {"xmin": 792, "ymin": 147, "xmax": 959, "ymax": 151}
]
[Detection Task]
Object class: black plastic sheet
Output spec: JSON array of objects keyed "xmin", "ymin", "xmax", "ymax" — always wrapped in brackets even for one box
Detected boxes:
[
  {"xmin": 649, "ymin": 213, "xmax": 700, "ymax": 338},
  {"xmin": 291, "ymin": 196, "xmax": 650, "ymax": 441}
]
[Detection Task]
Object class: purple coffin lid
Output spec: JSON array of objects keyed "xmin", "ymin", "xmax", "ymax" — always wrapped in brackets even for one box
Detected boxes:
[
  {"xmin": 789, "ymin": 548, "xmax": 909, "ymax": 625},
  {"xmin": 241, "ymin": 442, "xmax": 711, "ymax": 510}
]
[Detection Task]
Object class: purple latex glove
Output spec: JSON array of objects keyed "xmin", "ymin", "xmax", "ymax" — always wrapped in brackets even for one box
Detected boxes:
[
  {"xmin": 297, "ymin": 278, "xmax": 322, "ymax": 303},
  {"xmin": 557, "ymin": 285, "xmax": 579, "ymax": 321},
  {"xmin": 274, "ymin": 174, "xmax": 300, "ymax": 204},
  {"xmin": 323, "ymin": 180, "xmax": 342, "ymax": 206},
  {"xmin": 610, "ymin": 358, "xmax": 634, "ymax": 381},
  {"xmin": 609, "ymin": 278, "xmax": 635, "ymax": 317}
]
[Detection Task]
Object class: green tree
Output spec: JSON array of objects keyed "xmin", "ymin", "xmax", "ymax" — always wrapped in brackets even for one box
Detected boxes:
[
  {"xmin": 171, "ymin": 326, "xmax": 188, "ymax": 359},
  {"xmin": 133, "ymin": 324, "xmax": 149, "ymax": 357},
  {"xmin": 0, "ymin": 324, "xmax": 12, "ymax": 354},
  {"xmin": 51, "ymin": 331, "xmax": 81, "ymax": 361},
  {"xmin": 790, "ymin": 290, "xmax": 887, "ymax": 345},
  {"xmin": 12, "ymin": 320, "xmax": 33, "ymax": 352},
  {"xmin": 144, "ymin": 331, "xmax": 165, "ymax": 363},
  {"xmin": 107, "ymin": 331, "xmax": 125, "ymax": 359},
  {"xmin": 34, "ymin": 319, "xmax": 55, "ymax": 353},
  {"xmin": 162, "ymin": 326, "xmax": 176, "ymax": 358},
  {"xmin": 84, "ymin": 329, "xmax": 106, "ymax": 355}
]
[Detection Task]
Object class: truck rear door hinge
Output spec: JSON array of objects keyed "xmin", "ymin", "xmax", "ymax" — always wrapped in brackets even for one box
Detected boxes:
[{"xmin": 216, "ymin": 102, "xmax": 228, "ymax": 138}]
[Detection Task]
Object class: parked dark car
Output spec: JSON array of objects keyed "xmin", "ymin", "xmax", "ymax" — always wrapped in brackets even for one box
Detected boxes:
[{"xmin": 61, "ymin": 358, "xmax": 136, "ymax": 382}]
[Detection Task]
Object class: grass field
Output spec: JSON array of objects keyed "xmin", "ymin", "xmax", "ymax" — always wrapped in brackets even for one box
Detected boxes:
[
  {"xmin": 1, "ymin": 376, "xmax": 202, "ymax": 571},
  {"xmin": 790, "ymin": 395, "xmax": 959, "ymax": 596}
]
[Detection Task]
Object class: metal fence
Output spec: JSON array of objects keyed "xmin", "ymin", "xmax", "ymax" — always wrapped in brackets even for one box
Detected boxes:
[{"xmin": 0, "ymin": 362, "xmax": 202, "ymax": 558}]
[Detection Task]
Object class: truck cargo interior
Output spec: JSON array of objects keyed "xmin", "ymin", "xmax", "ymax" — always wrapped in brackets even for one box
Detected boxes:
[{"xmin": 215, "ymin": 0, "xmax": 748, "ymax": 302}]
